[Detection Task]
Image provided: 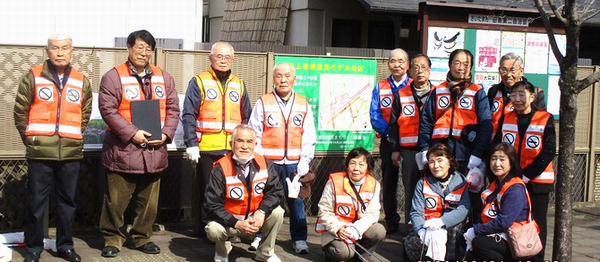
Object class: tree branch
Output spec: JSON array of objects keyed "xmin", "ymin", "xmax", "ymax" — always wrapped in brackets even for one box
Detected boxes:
[
  {"xmin": 547, "ymin": 0, "xmax": 568, "ymax": 24},
  {"xmin": 534, "ymin": 0, "xmax": 565, "ymax": 63},
  {"xmin": 581, "ymin": 8, "xmax": 600, "ymax": 22},
  {"xmin": 576, "ymin": 71, "xmax": 600, "ymax": 93}
]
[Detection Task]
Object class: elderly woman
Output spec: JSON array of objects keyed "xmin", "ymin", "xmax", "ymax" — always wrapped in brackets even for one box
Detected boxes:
[
  {"xmin": 316, "ymin": 148, "xmax": 385, "ymax": 262},
  {"xmin": 404, "ymin": 143, "xmax": 470, "ymax": 261},
  {"xmin": 464, "ymin": 143, "xmax": 537, "ymax": 261}
]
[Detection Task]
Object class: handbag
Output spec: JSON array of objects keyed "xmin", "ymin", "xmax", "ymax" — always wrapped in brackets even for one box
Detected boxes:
[
  {"xmin": 505, "ymin": 184, "xmax": 543, "ymax": 259},
  {"xmin": 507, "ymin": 220, "xmax": 543, "ymax": 259}
]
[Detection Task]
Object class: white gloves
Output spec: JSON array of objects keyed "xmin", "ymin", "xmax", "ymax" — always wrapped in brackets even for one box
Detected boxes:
[
  {"xmin": 0, "ymin": 243, "xmax": 12, "ymax": 262},
  {"xmin": 467, "ymin": 155, "xmax": 482, "ymax": 170},
  {"xmin": 416, "ymin": 150, "xmax": 428, "ymax": 171},
  {"xmin": 418, "ymin": 228, "xmax": 427, "ymax": 243},
  {"xmin": 297, "ymin": 161, "xmax": 310, "ymax": 177},
  {"xmin": 285, "ymin": 175, "xmax": 301, "ymax": 199},
  {"xmin": 463, "ymin": 227, "xmax": 476, "ymax": 251},
  {"xmin": 423, "ymin": 218, "xmax": 445, "ymax": 230},
  {"xmin": 186, "ymin": 147, "xmax": 200, "ymax": 164},
  {"xmin": 466, "ymin": 167, "xmax": 484, "ymax": 193},
  {"xmin": 347, "ymin": 225, "xmax": 360, "ymax": 240}
]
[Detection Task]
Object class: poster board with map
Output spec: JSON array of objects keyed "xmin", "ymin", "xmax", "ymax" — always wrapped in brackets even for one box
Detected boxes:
[{"xmin": 274, "ymin": 56, "xmax": 377, "ymax": 151}]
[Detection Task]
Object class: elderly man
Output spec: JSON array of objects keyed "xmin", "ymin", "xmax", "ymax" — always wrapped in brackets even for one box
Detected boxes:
[
  {"xmin": 248, "ymin": 62, "xmax": 316, "ymax": 254},
  {"xmin": 487, "ymin": 53, "xmax": 546, "ymax": 137},
  {"xmin": 14, "ymin": 34, "xmax": 92, "ymax": 262},
  {"xmin": 389, "ymin": 54, "xmax": 434, "ymax": 224},
  {"xmin": 369, "ymin": 48, "xmax": 411, "ymax": 233},
  {"xmin": 205, "ymin": 124, "xmax": 285, "ymax": 262},
  {"xmin": 98, "ymin": 30, "xmax": 180, "ymax": 257},
  {"xmin": 182, "ymin": 41, "xmax": 252, "ymax": 237}
]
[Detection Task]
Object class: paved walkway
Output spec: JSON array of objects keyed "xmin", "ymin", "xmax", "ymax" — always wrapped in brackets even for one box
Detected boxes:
[{"xmin": 5, "ymin": 202, "xmax": 600, "ymax": 261}]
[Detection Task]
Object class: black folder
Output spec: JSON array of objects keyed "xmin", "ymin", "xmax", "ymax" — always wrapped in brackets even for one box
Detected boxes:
[{"xmin": 131, "ymin": 100, "xmax": 162, "ymax": 141}]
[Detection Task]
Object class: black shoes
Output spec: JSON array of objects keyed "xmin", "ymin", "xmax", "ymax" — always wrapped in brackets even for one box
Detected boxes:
[
  {"xmin": 24, "ymin": 251, "xmax": 40, "ymax": 262},
  {"xmin": 101, "ymin": 246, "xmax": 119, "ymax": 257},
  {"xmin": 138, "ymin": 242, "xmax": 160, "ymax": 254},
  {"xmin": 386, "ymin": 223, "xmax": 399, "ymax": 234},
  {"xmin": 58, "ymin": 249, "xmax": 81, "ymax": 262}
]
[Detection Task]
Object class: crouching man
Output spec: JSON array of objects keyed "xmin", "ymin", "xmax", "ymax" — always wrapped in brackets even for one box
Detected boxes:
[{"xmin": 204, "ymin": 124, "xmax": 285, "ymax": 262}]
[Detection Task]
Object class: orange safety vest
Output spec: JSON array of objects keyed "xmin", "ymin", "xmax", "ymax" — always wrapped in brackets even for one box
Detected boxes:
[
  {"xmin": 377, "ymin": 79, "xmax": 394, "ymax": 123},
  {"xmin": 194, "ymin": 69, "xmax": 244, "ymax": 138},
  {"xmin": 316, "ymin": 172, "xmax": 378, "ymax": 232},
  {"xmin": 25, "ymin": 64, "xmax": 85, "ymax": 139},
  {"xmin": 490, "ymin": 87, "xmax": 543, "ymax": 139},
  {"xmin": 422, "ymin": 176, "xmax": 467, "ymax": 220},
  {"xmin": 500, "ymin": 110, "xmax": 555, "ymax": 184},
  {"xmin": 480, "ymin": 177, "xmax": 538, "ymax": 232},
  {"xmin": 217, "ymin": 153, "xmax": 269, "ymax": 220},
  {"xmin": 432, "ymin": 82, "xmax": 481, "ymax": 140},
  {"xmin": 259, "ymin": 92, "xmax": 307, "ymax": 161},
  {"xmin": 111, "ymin": 63, "xmax": 167, "ymax": 130},
  {"xmin": 395, "ymin": 84, "xmax": 432, "ymax": 147},
  {"xmin": 490, "ymin": 90, "xmax": 514, "ymax": 138}
]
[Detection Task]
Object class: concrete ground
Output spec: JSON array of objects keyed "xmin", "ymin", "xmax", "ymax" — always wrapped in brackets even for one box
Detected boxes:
[{"xmin": 5, "ymin": 202, "xmax": 600, "ymax": 262}]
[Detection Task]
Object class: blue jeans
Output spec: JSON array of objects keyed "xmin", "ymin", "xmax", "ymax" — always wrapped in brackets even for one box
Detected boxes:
[{"xmin": 274, "ymin": 163, "xmax": 307, "ymax": 241}]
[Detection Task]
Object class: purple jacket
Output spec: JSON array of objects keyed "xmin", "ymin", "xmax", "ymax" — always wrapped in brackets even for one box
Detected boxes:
[{"xmin": 99, "ymin": 62, "xmax": 180, "ymax": 174}]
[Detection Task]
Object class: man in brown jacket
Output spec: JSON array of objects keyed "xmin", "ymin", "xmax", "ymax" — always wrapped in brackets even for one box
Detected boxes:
[{"xmin": 98, "ymin": 30, "xmax": 180, "ymax": 258}]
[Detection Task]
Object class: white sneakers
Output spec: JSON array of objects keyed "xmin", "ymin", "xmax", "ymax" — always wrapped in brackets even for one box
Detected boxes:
[
  {"xmin": 255, "ymin": 253, "xmax": 282, "ymax": 262},
  {"xmin": 293, "ymin": 240, "xmax": 310, "ymax": 254},
  {"xmin": 213, "ymin": 253, "xmax": 228, "ymax": 262},
  {"xmin": 249, "ymin": 236, "xmax": 261, "ymax": 251},
  {"xmin": 213, "ymin": 241, "xmax": 232, "ymax": 262}
]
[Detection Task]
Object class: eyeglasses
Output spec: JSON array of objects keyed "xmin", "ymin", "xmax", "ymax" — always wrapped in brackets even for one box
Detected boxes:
[
  {"xmin": 499, "ymin": 67, "xmax": 522, "ymax": 75},
  {"xmin": 452, "ymin": 61, "xmax": 470, "ymax": 68},
  {"xmin": 214, "ymin": 54, "xmax": 233, "ymax": 62},
  {"xmin": 133, "ymin": 45, "xmax": 153, "ymax": 54},
  {"xmin": 411, "ymin": 65, "xmax": 430, "ymax": 71}
]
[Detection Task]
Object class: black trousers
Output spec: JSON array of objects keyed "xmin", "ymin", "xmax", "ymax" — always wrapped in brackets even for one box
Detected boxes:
[
  {"xmin": 193, "ymin": 154, "xmax": 225, "ymax": 237},
  {"xmin": 529, "ymin": 190, "xmax": 550, "ymax": 262},
  {"xmin": 380, "ymin": 138, "xmax": 400, "ymax": 225},
  {"xmin": 25, "ymin": 160, "xmax": 79, "ymax": 253},
  {"xmin": 399, "ymin": 147, "xmax": 420, "ymax": 222},
  {"xmin": 472, "ymin": 235, "xmax": 517, "ymax": 262}
]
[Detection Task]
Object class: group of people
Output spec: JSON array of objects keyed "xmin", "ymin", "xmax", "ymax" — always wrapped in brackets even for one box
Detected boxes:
[
  {"xmin": 14, "ymin": 31, "xmax": 316, "ymax": 262},
  {"xmin": 371, "ymin": 48, "xmax": 555, "ymax": 261},
  {"xmin": 13, "ymin": 29, "xmax": 555, "ymax": 262}
]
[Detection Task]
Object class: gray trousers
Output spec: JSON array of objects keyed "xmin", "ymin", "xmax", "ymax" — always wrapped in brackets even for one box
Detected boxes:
[
  {"xmin": 205, "ymin": 206, "xmax": 284, "ymax": 259},
  {"xmin": 323, "ymin": 223, "xmax": 386, "ymax": 261}
]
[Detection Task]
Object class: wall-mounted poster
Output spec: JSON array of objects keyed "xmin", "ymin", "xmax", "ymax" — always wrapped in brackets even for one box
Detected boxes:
[
  {"xmin": 524, "ymin": 33, "xmax": 550, "ymax": 74},
  {"xmin": 427, "ymin": 27, "xmax": 465, "ymax": 58},
  {"xmin": 501, "ymin": 31, "xmax": 525, "ymax": 58},
  {"xmin": 474, "ymin": 72, "xmax": 500, "ymax": 93},
  {"xmin": 548, "ymin": 34, "xmax": 567, "ymax": 75},
  {"xmin": 429, "ymin": 58, "xmax": 449, "ymax": 86},
  {"xmin": 475, "ymin": 30, "xmax": 501, "ymax": 72},
  {"xmin": 274, "ymin": 56, "xmax": 377, "ymax": 151}
]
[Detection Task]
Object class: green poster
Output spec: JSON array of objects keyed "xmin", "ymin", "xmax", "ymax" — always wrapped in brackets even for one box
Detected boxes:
[{"xmin": 274, "ymin": 56, "xmax": 377, "ymax": 152}]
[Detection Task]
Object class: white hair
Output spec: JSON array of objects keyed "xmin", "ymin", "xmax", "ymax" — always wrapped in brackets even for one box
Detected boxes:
[
  {"xmin": 272, "ymin": 62, "xmax": 295, "ymax": 75},
  {"xmin": 389, "ymin": 48, "xmax": 408, "ymax": 61},
  {"xmin": 47, "ymin": 34, "xmax": 72, "ymax": 47},
  {"xmin": 210, "ymin": 42, "xmax": 234, "ymax": 56}
]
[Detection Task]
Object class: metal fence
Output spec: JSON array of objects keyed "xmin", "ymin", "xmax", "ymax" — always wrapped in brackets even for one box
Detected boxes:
[{"xmin": 0, "ymin": 152, "xmax": 590, "ymax": 231}]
